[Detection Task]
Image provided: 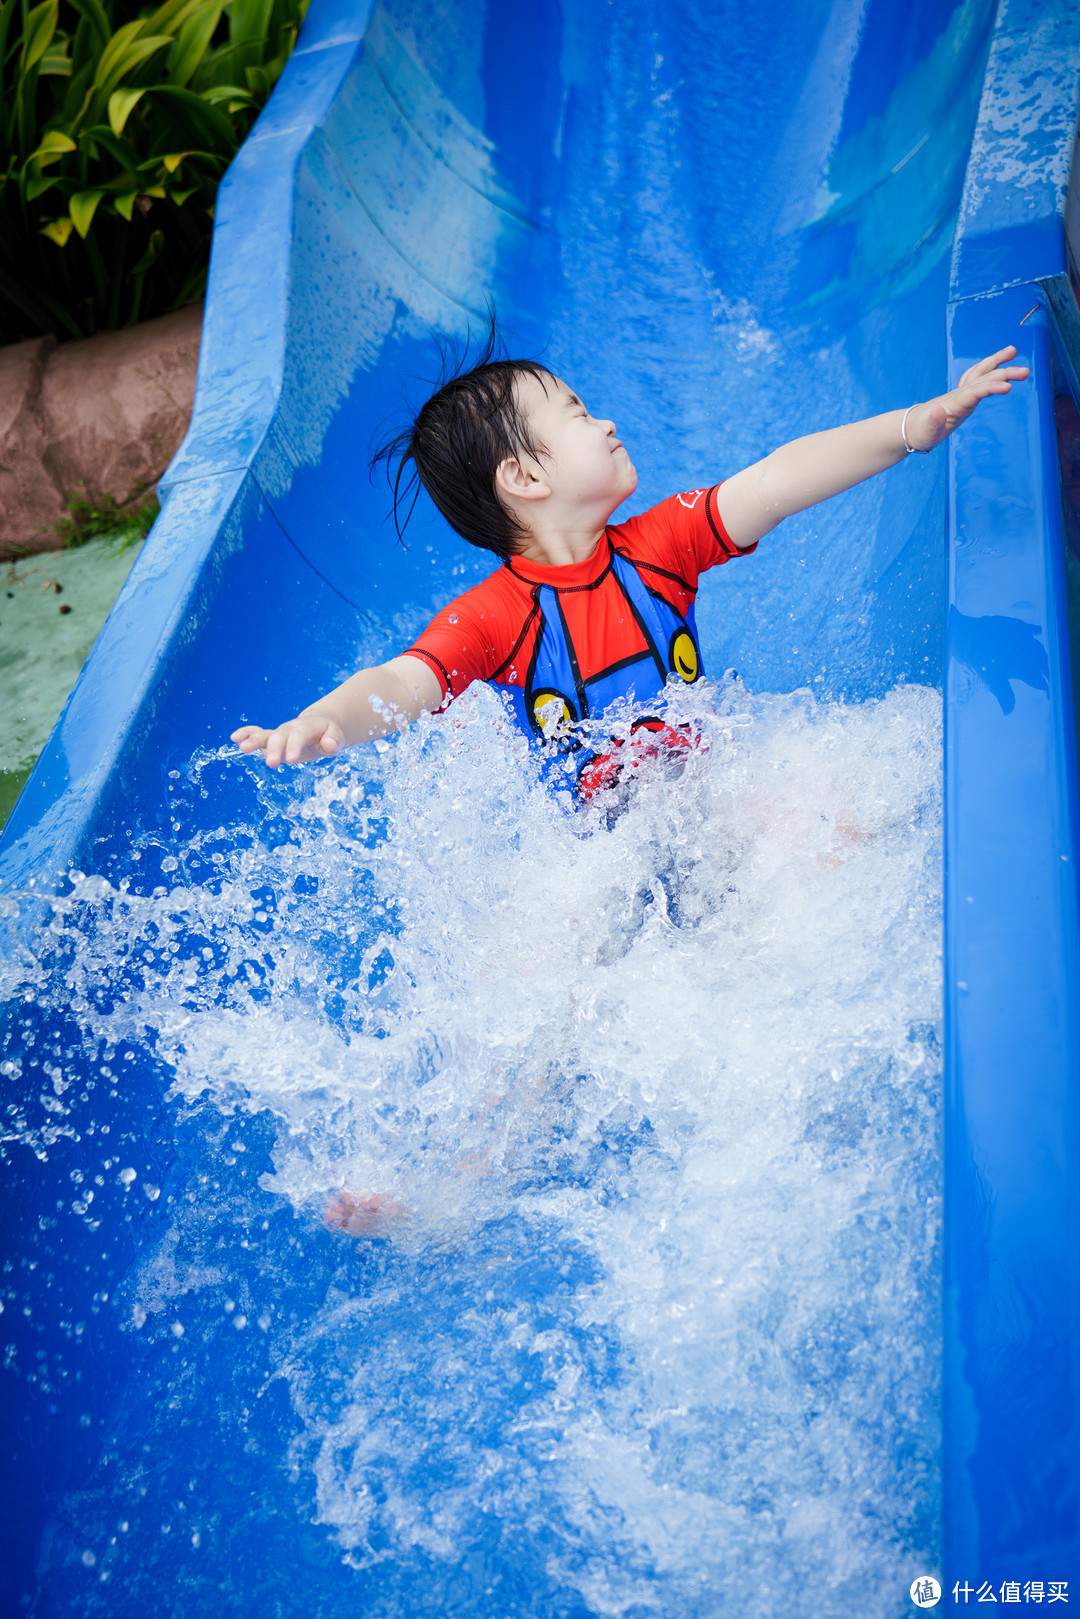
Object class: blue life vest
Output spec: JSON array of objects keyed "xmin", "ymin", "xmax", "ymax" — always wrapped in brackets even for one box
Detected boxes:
[{"xmin": 498, "ymin": 547, "xmax": 704, "ymax": 788}]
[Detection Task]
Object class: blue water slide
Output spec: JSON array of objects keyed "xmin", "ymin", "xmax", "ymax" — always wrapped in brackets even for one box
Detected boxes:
[{"xmin": 2, "ymin": 0, "xmax": 1079, "ymax": 1609}]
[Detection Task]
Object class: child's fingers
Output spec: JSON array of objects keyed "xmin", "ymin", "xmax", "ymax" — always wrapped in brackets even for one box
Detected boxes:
[
  {"xmin": 973, "ymin": 345, "xmax": 1019, "ymax": 373},
  {"xmin": 283, "ymin": 720, "xmax": 337, "ymax": 764},
  {"xmin": 978, "ymin": 365, "xmax": 1028, "ymax": 384},
  {"xmin": 951, "ymin": 367, "xmax": 1029, "ymax": 414},
  {"xmin": 957, "ymin": 352, "xmax": 1009, "ymax": 387},
  {"xmin": 234, "ymin": 717, "xmax": 341, "ymax": 766},
  {"xmin": 283, "ymin": 725, "xmax": 319, "ymax": 764},
  {"xmin": 965, "ymin": 379, "xmax": 1013, "ymax": 399},
  {"xmin": 265, "ymin": 724, "xmax": 301, "ymax": 767},
  {"xmin": 974, "ymin": 367, "xmax": 1028, "ymax": 385},
  {"xmin": 957, "ymin": 356, "xmax": 996, "ymax": 387},
  {"xmin": 962, "ymin": 371, "xmax": 1027, "ymax": 403}
]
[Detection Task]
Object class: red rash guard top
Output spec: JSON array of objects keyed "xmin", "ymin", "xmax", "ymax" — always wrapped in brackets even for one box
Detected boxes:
[{"xmin": 404, "ymin": 485, "xmax": 754, "ymax": 707}]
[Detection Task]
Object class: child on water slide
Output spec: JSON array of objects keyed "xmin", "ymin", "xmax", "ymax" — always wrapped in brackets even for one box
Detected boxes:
[
  {"xmin": 232, "ymin": 338, "xmax": 1027, "ymax": 803},
  {"xmin": 232, "ymin": 339, "xmax": 1027, "ymax": 1236}
]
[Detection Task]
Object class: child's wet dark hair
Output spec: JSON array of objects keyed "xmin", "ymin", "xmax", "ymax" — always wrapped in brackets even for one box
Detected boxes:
[{"xmin": 371, "ymin": 324, "xmax": 551, "ymax": 560}]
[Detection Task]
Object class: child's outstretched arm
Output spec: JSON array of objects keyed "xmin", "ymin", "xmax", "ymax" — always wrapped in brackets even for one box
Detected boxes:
[
  {"xmin": 231, "ymin": 655, "xmax": 443, "ymax": 767},
  {"xmin": 716, "ymin": 346, "xmax": 1029, "ymax": 549}
]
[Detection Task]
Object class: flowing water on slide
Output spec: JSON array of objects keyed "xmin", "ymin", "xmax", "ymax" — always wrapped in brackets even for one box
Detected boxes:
[{"xmin": 3, "ymin": 676, "xmax": 942, "ymax": 1613}]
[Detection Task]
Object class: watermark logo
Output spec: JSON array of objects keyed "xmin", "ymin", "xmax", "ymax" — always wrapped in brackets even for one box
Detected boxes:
[
  {"xmin": 912, "ymin": 1577, "xmax": 942, "ymax": 1608},
  {"xmin": 947, "ymin": 1578, "xmax": 1068, "ymax": 1603}
]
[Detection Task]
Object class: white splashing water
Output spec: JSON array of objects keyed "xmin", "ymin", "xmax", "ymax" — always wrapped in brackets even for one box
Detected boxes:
[{"xmin": 2, "ymin": 677, "xmax": 942, "ymax": 1613}]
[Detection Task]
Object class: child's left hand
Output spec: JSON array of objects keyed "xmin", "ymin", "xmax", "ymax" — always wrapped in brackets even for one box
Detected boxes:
[
  {"xmin": 717, "ymin": 344, "xmax": 1031, "ymax": 549},
  {"xmin": 903, "ymin": 345, "xmax": 1030, "ymax": 452}
]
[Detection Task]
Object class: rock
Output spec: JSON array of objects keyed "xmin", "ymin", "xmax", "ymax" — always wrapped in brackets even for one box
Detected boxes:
[
  {"xmin": 0, "ymin": 303, "xmax": 203, "ymax": 560},
  {"xmin": 0, "ymin": 335, "xmax": 60, "ymax": 556}
]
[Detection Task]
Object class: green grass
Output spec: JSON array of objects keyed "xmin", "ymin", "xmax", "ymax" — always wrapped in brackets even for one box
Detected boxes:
[
  {"xmin": 0, "ymin": 760, "xmax": 34, "ymax": 829},
  {"xmin": 53, "ymin": 484, "xmax": 160, "ymax": 549}
]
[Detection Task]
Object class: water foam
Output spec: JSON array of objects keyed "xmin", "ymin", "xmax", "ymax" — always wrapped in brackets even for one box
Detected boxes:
[{"xmin": 2, "ymin": 677, "xmax": 942, "ymax": 1614}]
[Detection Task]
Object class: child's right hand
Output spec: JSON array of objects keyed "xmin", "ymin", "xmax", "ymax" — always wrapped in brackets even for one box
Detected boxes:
[
  {"xmin": 231, "ymin": 711, "xmax": 344, "ymax": 768},
  {"xmin": 230, "ymin": 657, "xmax": 443, "ymax": 765}
]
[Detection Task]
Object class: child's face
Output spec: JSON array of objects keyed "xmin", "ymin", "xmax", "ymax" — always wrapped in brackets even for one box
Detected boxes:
[{"xmin": 516, "ymin": 372, "xmax": 638, "ymax": 518}]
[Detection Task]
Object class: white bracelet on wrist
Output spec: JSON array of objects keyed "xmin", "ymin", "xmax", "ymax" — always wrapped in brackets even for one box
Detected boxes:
[{"xmin": 901, "ymin": 405, "xmax": 931, "ymax": 455}]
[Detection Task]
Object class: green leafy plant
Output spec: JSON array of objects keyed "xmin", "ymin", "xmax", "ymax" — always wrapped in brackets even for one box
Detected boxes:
[
  {"xmin": 0, "ymin": 0, "xmax": 308, "ymax": 343},
  {"xmin": 52, "ymin": 482, "xmax": 160, "ymax": 547}
]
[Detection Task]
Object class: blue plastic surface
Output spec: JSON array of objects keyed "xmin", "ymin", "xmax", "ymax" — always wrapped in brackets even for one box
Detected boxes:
[
  {"xmin": 949, "ymin": 0, "xmax": 1080, "ymax": 302},
  {"xmin": 2, "ymin": 0, "xmax": 1079, "ymax": 1608},
  {"xmin": 943, "ymin": 0, "xmax": 1080, "ymax": 1583},
  {"xmin": 945, "ymin": 290, "xmax": 1080, "ymax": 1582}
]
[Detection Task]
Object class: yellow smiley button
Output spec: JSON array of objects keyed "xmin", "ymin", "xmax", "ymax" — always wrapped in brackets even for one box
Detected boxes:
[
  {"xmin": 670, "ymin": 631, "xmax": 699, "ymax": 683},
  {"xmin": 532, "ymin": 690, "xmax": 575, "ymax": 735}
]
